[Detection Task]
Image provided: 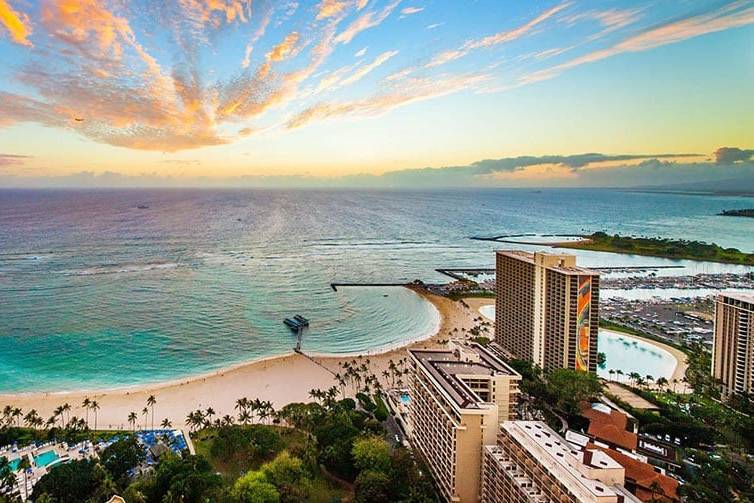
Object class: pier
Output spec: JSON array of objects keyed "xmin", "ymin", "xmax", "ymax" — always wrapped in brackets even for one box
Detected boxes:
[{"xmin": 330, "ymin": 282, "xmax": 408, "ymax": 291}]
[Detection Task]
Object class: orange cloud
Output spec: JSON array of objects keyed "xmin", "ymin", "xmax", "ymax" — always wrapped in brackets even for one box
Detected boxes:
[
  {"xmin": 178, "ymin": 0, "xmax": 251, "ymax": 30},
  {"xmin": 317, "ymin": 0, "xmax": 348, "ymax": 20},
  {"xmin": 0, "ymin": 0, "xmax": 32, "ymax": 46},
  {"xmin": 267, "ymin": 31, "xmax": 301, "ymax": 62}
]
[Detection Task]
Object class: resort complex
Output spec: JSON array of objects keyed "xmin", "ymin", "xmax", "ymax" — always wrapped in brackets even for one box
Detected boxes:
[
  {"xmin": 481, "ymin": 421, "xmax": 641, "ymax": 503},
  {"xmin": 712, "ymin": 292, "xmax": 754, "ymax": 395},
  {"xmin": 406, "ymin": 343, "xmax": 521, "ymax": 503},
  {"xmin": 495, "ymin": 251, "xmax": 601, "ymax": 372}
]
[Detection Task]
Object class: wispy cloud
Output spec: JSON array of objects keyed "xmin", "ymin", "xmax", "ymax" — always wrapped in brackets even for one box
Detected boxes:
[
  {"xmin": 287, "ymin": 73, "xmax": 487, "ymax": 128},
  {"xmin": 426, "ymin": 1, "xmax": 571, "ymax": 68},
  {"xmin": 0, "ymin": 153, "xmax": 32, "ymax": 167},
  {"xmin": 335, "ymin": 0, "xmax": 401, "ymax": 44},
  {"xmin": 340, "ymin": 50, "xmax": 398, "ymax": 86},
  {"xmin": 316, "ymin": 0, "xmax": 348, "ymax": 20},
  {"xmin": 520, "ymin": 1, "xmax": 754, "ymax": 85},
  {"xmin": 0, "ymin": 0, "xmax": 32, "ymax": 46},
  {"xmin": 400, "ymin": 6, "xmax": 423, "ymax": 16}
]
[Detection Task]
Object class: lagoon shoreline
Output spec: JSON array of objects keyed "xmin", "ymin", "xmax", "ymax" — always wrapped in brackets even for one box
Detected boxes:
[{"xmin": 0, "ymin": 290, "xmax": 474, "ymax": 429}]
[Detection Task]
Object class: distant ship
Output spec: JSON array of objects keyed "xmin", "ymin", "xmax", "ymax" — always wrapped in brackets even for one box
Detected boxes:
[{"xmin": 136, "ymin": 205, "xmax": 149, "ymax": 209}]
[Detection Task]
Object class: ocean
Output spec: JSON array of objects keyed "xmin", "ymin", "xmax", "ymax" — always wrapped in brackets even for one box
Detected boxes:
[{"xmin": 1, "ymin": 188, "xmax": 753, "ymax": 393}]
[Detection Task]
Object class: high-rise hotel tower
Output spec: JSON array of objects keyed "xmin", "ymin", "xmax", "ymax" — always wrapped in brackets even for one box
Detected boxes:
[
  {"xmin": 713, "ymin": 293, "xmax": 754, "ymax": 395},
  {"xmin": 495, "ymin": 250, "xmax": 600, "ymax": 372}
]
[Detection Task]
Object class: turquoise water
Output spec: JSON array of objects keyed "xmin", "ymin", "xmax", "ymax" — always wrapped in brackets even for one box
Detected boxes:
[
  {"xmin": 597, "ymin": 330, "xmax": 677, "ymax": 380},
  {"xmin": 33, "ymin": 450, "xmax": 59, "ymax": 468},
  {"xmin": 8, "ymin": 457, "xmax": 21, "ymax": 471},
  {"xmin": 480, "ymin": 304, "xmax": 677, "ymax": 379},
  {"xmin": 1, "ymin": 189, "xmax": 752, "ymax": 393}
]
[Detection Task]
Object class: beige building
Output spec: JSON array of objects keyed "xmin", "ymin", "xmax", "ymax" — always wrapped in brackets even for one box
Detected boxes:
[
  {"xmin": 495, "ymin": 250, "xmax": 600, "ymax": 372},
  {"xmin": 407, "ymin": 343, "xmax": 521, "ymax": 503},
  {"xmin": 481, "ymin": 421, "xmax": 641, "ymax": 503},
  {"xmin": 713, "ymin": 293, "xmax": 754, "ymax": 395}
]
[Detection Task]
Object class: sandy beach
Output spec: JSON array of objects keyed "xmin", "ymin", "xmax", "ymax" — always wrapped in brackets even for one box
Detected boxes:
[{"xmin": 0, "ymin": 290, "xmax": 478, "ymax": 430}]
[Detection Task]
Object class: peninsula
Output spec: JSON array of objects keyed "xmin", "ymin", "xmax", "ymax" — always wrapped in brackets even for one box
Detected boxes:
[
  {"xmin": 718, "ymin": 208, "xmax": 754, "ymax": 218},
  {"xmin": 559, "ymin": 231, "xmax": 754, "ymax": 265}
]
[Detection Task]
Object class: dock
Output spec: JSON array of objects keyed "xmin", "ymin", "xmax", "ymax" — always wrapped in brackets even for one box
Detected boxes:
[{"xmin": 330, "ymin": 282, "xmax": 407, "ymax": 292}]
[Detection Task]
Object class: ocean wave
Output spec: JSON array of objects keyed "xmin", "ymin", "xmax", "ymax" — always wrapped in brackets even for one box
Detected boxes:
[{"xmin": 60, "ymin": 262, "xmax": 181, "ymax": 276}]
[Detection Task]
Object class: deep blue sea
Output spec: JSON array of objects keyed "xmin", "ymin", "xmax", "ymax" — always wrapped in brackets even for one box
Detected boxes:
[{"xmin": 1, "ymin": 188, "xmax": 753, "ymax": 392}]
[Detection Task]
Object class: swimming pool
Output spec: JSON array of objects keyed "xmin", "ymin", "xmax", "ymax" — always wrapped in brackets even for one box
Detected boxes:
[
  {"xmin": 7, "ymin": 457, "xmax": 21, "ymax": 471},
  {"xmin": 478, "ymin": 304, "xmax": 677, "ymax": 380},
  {"xmin": 34, "ymin": 450, "xmax": 59, "ymax": 468},
  {"xmin": 597, "ymin": 330, "xmax": 677, "ymax": 380}
]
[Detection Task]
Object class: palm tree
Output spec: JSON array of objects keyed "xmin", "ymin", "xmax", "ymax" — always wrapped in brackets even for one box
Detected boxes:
[
  {"xmin": 616, "ymin": 369, "xmax": 624, "ymax": 382},
  {"xmin": 128, "ymin": 411, "xmax": 138, "ymax": 432},
  {"xmin": 147, "ymin": 395, "xmax": 157, "ymax": 430},
  {"xmin": 82, "ymin": 397, "xmax": 91, "ymax": 428},
  {"xmin": 91, "ymin": 401, "xmax": 100, "ymax": 431},
  {"xmin": 61, "ymin": 403, "xmax": 71, "ymax": 423},
  {"xmin": 141, "ymin": 407, "xmax": 149, "ymax": 430},
  {"xmin": 11, "ymin": 408, "xmax": 22, "ymax": 428},
  {"xmin": 18, "ymin": 456, "xmax": 31, "ymax": 501},
  {"xmin": 53, "ymin": 405, "xmax": 65, "ymax": 428},
  {"xmin": 204, "ymin": 407, "xmax": 215, "ymax": 427},
  {"xmin": 645, "ymin": 375, "xmax": 654, "ymax": 388},
  {"xmin": 23, "ymin": 409, "xmax": 39, "ymax": 428},
  {"xmin": 656, "ymin": 377, "xmax": 668, "ymax": 392},
  {"xmin": 161, "ymin": 418, "xmax": 172, "ymax": 428},
  {"xmin": 608, "ymin": 369, "xmax": 615, "ymax": 381}
]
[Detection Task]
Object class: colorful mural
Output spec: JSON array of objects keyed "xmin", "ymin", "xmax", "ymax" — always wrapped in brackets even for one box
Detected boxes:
[{"xmin": 576, "ymin": 276, "xmax": 592, "ymax": 371}]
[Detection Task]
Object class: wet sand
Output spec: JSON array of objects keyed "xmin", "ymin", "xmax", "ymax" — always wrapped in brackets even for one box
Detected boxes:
[{"xmin": 0, "ymin": 290, "xmax": 479, "ymax": 429}]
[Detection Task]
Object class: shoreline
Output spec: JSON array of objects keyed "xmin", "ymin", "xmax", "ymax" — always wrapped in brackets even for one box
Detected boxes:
[
  {"xmin": 2, "ymin": 287, "xmax": 441, "ymax": 398},
  {"xmin": 599, "ymin": 328, "xmax": 688, "ymax": 384},
  {"xmin": 0, "ymin": 290, "xmax": 470, "ymax": 429}
]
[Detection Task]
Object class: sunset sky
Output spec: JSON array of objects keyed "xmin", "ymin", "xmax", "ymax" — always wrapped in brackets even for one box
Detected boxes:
[{"xmin": 1, "ymin": 0, "xmax": 753, "ymax": 187}]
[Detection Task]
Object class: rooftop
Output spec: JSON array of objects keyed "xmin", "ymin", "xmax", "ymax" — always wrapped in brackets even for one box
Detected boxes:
[
  {"xmin": 502, "ymin": 421, "xmax": 625, "ymax": 501},
  {"xmin": 718, "ymin": 292, "xmax": 754, "ymax": 306},
  {"xmin": 581, "ymin": 402, "xmax": 638, "ymax": 451},
  {"xmin": 586, "ymin": 444, "xmax": 680, "ymax": 502},
  {"xmin": 409, "ymin": 343, "xmax": 520, "ymax": 409},
  {"xmin": 497, "ymin": 250, "xmax": 600, "ymax": 276}
]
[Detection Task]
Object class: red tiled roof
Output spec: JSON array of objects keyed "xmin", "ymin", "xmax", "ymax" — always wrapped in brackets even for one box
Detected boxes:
[
  {"xmin": 581, "ymin": 404, "xmax": 638, "ymax": 451},
  {"xmin": 586, "ymin": 445, "xmax": 680, "ymax": 503}
]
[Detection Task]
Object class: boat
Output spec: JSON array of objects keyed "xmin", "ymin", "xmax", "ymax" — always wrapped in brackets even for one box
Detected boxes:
[
  {"xmin": 136, "ymin": 205, "xmax": 149, "ymax": 209},
  {"xmin": 293, "ymin": 315, "xmax": 309, "ymax": 327},
  {"xmin": 284, "ymin": 318, "xmax": 302, "ymax": 330}
]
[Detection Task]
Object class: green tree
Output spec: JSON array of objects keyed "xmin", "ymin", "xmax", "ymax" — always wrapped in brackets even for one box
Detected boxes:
[
  {"xmin": 232, "ymin": 471, "xmax": 280, "ymax": 503},
  {"xmin": 0, "ymin": 457, "xmax": 17, "ymax": 497},
  {"xmin": 546, "ymin": 368, "xmax": 603, "ymax": 416},
  {"xmin": 354, "ymin": 469, "xmax": 390, "ymax": 503},
  {"xmin": 99, "ymin": 435, "xmax": 146, "ymax": 488},
  {"xmin": 147, "ymin": 454, "xmax": 222, "ymax": 503},
  {"xmin": 352, "ymin": 436, "xmax": 390, "ymax": 473},
  {"xmin": 31, "ymin": 459, "xmax": 115, "ymax": 503}
]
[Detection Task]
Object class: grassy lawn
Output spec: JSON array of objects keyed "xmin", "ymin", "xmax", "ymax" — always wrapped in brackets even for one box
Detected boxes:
[
  {"xmin": 192, "ymin": 424, "xmax": 348, "ymax": 502},
  {"xmin": 560, "ymin": 232, "xmax": 754, "ymax": 265}
]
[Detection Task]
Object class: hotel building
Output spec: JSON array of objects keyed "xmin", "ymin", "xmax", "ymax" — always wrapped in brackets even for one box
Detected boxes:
[
  {"xmin": 712, "ymin": 293, "xmax": 754, "ymax": 395},
  {"xmin": 495, "ymin": 250, "xmax": 600, "ymax": 372},
  {"xmin": 407, "ymin": 343, "xmax": 521, "ymax": 503},
  {"xmin": 481, "ymin": 421, "xmax": 641, "ymax": 503}
]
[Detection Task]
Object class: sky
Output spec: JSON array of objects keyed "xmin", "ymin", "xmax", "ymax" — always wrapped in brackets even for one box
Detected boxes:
[{"xmin": 0, "ymin": 0, "xmax": 753, "ymax": 188}]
